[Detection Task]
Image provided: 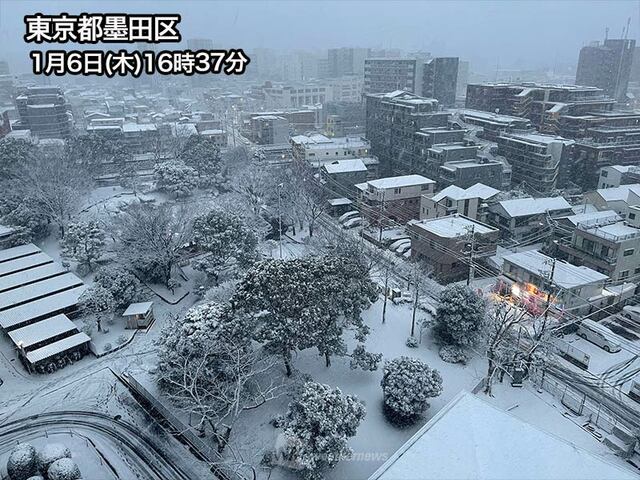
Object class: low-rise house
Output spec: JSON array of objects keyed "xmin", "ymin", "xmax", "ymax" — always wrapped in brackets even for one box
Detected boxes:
[
  {"xmin": 357, "ymin": 174, "xmax": 436, "ymax": 226},
  {"xmin": 556, "ymin": 214, "xmax": 640, "ymax": 281},
  {"xmin": 501, "ymin": 250, "xmax": 608, "ymax": 314},
  {"xmin": 407, "ymin": 214, "xmax": 499, "ymax": 282},
  {"xmin": 420, "ymin": 183, "xmax": 500, "ymax": 222},
  {"xmin": 598, "ymin": 165, "xmax": 640, "ymax": 189},
  {"xmin": 321, "ymin": 158, "xmax": 369, "ymax": 196},
  {"xmin": 438, "ymin": 157, "xmax": 510, "ymax": 190},
  {"xmin": 487, "ymin": 196, "xmax": 572, "ymax": 240},
  {"xmin": 291, "ymin": 133, "xmax": 370, "ymax": 166},
  {"xmin": 584, "ymin": 184, "xmax": 640, "ymax": 215}
]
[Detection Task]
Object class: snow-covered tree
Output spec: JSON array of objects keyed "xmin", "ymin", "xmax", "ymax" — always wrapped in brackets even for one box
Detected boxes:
[
  {"xmin": 381, "ymin": 357, "xmax": 443, "ymax": 422},
  {"xmin": 93, "ymin": 265, "xmax": 141, "ymax": 309},
  {"xmin": 192, "ymin": 209, "xmax": 258, "ymax": 285},
  {"xmin": 37, "ymin": 444, "xmax": 71, "ymax": 473},
  {"xmin": 79, "ymin": 285, "xmax": 115, "ymax": 332},
  {"xmin": 279, "ymin": 382, "xmax": 365, "ymax": 479},
  {"xmin": 0, "ymin": 138, "xmax": 36, "ymax": 180},
  {"xmin": 177, "ymin": 135, "xmax": 226, "ymax": 190},
  {"xmin": 0, "ymin": 193, "xmax": 50, "ymax": 242},
  {"xmin": 231, "ymin": 256, "xmax": 378, "ymax": 375},
  {"xmin": 114, "ymin": 203, "xmax": 192, "ymax": 286},
  {"xmin": 61, "ymin": 220, "xmax": 106, "ymax": 273},
  {"xmin": 349, "ymin": 344, "xmax": 382, "ymax": 371},
  {"xmin": 155, "ymin": 302, "xmax": 284, "ymax": 452},
  {"xmin": 154, "ymin": 160, "xmax": 198, "ymax": 198},
  {"xmin": 434, "ymin": 284, "xmax": 487, "ymax": 347},
  {"xmin": 7, "ymin": 443, "xmax": 38, "ymax": 480},
  {"xmin": 47, "ymin": 458, "xmax": 81, "ymax": 480}
]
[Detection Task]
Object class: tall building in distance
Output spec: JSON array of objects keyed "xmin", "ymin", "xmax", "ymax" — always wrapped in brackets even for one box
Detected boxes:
[
  {"xmin": 422, "ymin": 57, "xmax": 459, "ymax": 107},
  {"xmin": 364, "ymin": 58, "xmax": 422, "ymax": 94},
  {"xmin": 576, "ymin": 38, "xmax": 635, "ymax": 102},
  {"xmin": 327, "ymin": 47, "xmax": 370, "ymax": 77},
  {"xmin": 13, "ymin": 86, "xmax": 73, "ymax": 139}
]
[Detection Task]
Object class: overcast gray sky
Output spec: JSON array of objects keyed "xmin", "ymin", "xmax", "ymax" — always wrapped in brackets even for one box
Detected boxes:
[{"xmin": 1, "ymin": 0, "xmax": 639, "ymax": 73}]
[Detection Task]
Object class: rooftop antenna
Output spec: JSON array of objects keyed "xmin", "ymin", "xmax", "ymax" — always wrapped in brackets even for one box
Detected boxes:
[{"xmin": 605, "ymin": 26, "xmax": 609, "ymax": 41}]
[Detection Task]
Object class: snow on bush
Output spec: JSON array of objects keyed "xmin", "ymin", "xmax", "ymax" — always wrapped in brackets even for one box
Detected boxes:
[
  {"xmin": 381, "ymin": 357, "xmax": 443, "ymax": 424},
  {"xmin": 438, "ymin": 345, "xmax": 468, "ymax": 364},
  {"xmin": 153, "ymin": 160, "xmax": 198, "ymax": 198},
  {"xmin": 349, "ymin": 344, "xmax": 382, "ymax": 371},
  {"xmin": 7, "ymin": 443, "xmax": 38, "ymax": 480},
  {"xmin": 434, "ymin": 284, "xmax": 486, "ymax": 347},
  {"xmin": 279, "ymin": 381, "xmax": 365, "ymax": 479},
  {"xmin": 47, "ymin": 458, "xmax": 81, "ymax": 480},
  {"xmin": 25, "ymin": 476, "xmax": 44, "ymax": 480},
  {"xmin": 37, "ymin": 443, "xmax": 71, "ymax": 472},
  {"xmin": 405, "ymin": 336, "xmax": 419, "ymax": 348}
]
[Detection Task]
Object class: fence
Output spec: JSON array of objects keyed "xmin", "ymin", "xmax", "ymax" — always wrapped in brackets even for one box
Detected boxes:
[
  {"xmin": 122, "ymin": 373, "xmax": 243, "ymax": 480},
  {"xmin": 531, "ymin": 368, "xmax": 632, "ymax": 437}
]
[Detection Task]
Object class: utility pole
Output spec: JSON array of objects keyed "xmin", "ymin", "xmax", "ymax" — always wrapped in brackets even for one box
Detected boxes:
[
  {"xmin": 544, "ymin": 257, "xmax": 556, "ymax": 323},
  {"xmin": 277, "ymin": 183, "xmax": 283, "ymax": 259},
  {"xmin": 378, "ymin": 189, "xmax": 386, "ymax": 243},
  {"xmin": 467, "ymin": 224, "xmax": 476, "ymax": 286}
]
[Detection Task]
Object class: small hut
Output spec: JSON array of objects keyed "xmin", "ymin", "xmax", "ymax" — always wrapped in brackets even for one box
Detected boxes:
[{"xmin": 122, "ymin": 301, "xmax": 154, "ymax": 329}]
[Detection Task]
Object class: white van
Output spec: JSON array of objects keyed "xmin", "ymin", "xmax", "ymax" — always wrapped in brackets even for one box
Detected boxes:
[
  {"xmin": 621, "ymin": 305, "xmax": 640, "ymax": 324},
  {"xmin": 342, "ymin": 217, "xmax": 363, "ymax": 229},
  {"xmin": 576, "ymin": 319, "xmax": 622, "ymax": 353},
  {"xmin": 338, "ymin": 211, "xmax": 360, "ymax": 224},
  {"xmin": 389, "ymin": 238, "xmax": 410, "ymax": 252}
]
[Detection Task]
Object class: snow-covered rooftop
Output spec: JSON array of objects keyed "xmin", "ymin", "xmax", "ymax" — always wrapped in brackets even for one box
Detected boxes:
[
  {"xmin": 596, "ymin": 184, "xmax": 640, "ymax": 202},
  {"xmin": 409, "ymin": 215, "xmax": 497, "ymax": 238},
  {"xmin": 327, "ymin": 198, "xmax": 353, "ymax": 206},
  {"xmin": 0, "ymin": 252, "xmax": 54, "ymax": 277},
  {"xmin": 502, "ymin": 250, "xmax": 608, "ymax": 288},
  {"xmin": 369, "ymin": 391, "xmax": 637, "ymax": 480},
  {"xmin": 8, "ymin": 314, "xmax": 77, "ymax": 349},
  {"xmin": 584, "ymin": 221, "xmax": 640, "ymax": 241},
  {"xmin": 26, "ymin": 332, "xmax": 91, "ymax": 364},
  {"xmin": 0, "ymin": 285, "xmax": 87, "ymax": 330},
  {"xmin": 433, "ymin": 183, "xmax": 500, "ymax": 202},
  {"xmin": 323, "ymin": 159, "xmax": 368, "ymax": 174},
  {"xmin": 496, "ymin": 197, "xmax": 571, "ymax": 218},
  {"xmin": 564, "ymin": 210, "xmax": 622, "ymax": 227},
  {"xmin": 367, "ymin": 174, "xmax": 435, "ymax": 190},
  {"xmin": 0, "ymin": 263, "xmax": 67, "ymax": 294},
  {"xmin": 122, "ymin": 123, "xmax": 157, "ymax": 133},
  {"xmin": 0, "ymin": 243, "xmax": 41, "ymax": 263},
  {"xmin": 0, "ymin": 273, "xmax": 83, "ymax": 311},
  {"xmin": 123, "ymin": 301, "xmax": 153, "ymax": 317}
]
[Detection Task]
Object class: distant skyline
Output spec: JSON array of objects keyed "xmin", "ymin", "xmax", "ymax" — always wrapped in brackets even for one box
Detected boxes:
[{"xmin": 1, "ymin": 0, "xmax": 639, "ymax": 74}]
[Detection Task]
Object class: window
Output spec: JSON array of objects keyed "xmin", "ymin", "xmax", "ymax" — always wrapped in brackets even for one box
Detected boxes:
[
  {"xmin": 420, "ymin": 184, "xmax": 430, "ymax": 191},
  {"xmin": 601, "ymin": 170, "xmax": 608, "ymax": 177},
  {"xmin": 635, "ymin": 267, "xmax": 640, "ymax": 274},
  {"xmin": 620, "ymin": 270, "xmax": 630, "ymax": 280},
  {"xmin": 624, "ymin": 248, "xmax": 635, "ymax": 257},
  {"xmin": 394, "ymin": 188, "xmax": 401, "ymax": 194},
  {"xmin": 630, "ymin": 213, "xmax": 636, "ymax": 220}
]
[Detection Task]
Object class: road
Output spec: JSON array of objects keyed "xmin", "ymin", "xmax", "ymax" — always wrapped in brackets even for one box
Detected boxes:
[{"xmin": 0, "ymin": 410, "xmax": 203, "ymax": 480}]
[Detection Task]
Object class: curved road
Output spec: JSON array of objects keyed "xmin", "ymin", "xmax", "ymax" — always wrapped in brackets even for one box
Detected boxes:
[{"xmin": 0, "ymin": 410, "xmax": 203, "ymax": 480}]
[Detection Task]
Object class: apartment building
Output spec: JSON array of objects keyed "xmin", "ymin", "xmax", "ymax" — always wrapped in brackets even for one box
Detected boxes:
[
  {"xmin": 556, "ymin": 213, "xmax": 640, "ymax": 281},
  {"xmin": 364, "ymin": 59, "xmax": 422, "ymax": 95},
  {"xmin": 455, "ymin": 109, "xmax": 532, "ymax": 142},
  {"xmin": 321, "ymin": 158, "xmax": 369, "ymax": 196},
  {"xmin": 438, "ymin": 157, "xmax": 510, "ymax": 190},
  {"xmin": 249, "ymin": 115, "xmax": 289, "ymax": 145},
  {"xmin": 328, "ymin": 47, "xmax": 370, "ymax": 77},
  {"xmin": 496, "ymin": 131, "xmax": 575, "ymax": 193},
  {"xmin": 290, "ymin": 133, "xmax": 370, "ymax": 165},
  {"xmin": 584, "ymin": 184, "xmax": 640, "ymax": 215},
  {"xmin": 576, "ymin": 38, "xmax": 635, "ymax": 102},
  {"xmin": 465, "ymin": 83, "xmax": 615, "ymax": 134},
  {"xmin": 13, "ymin": 87, "xmax": 73, "ymax": 139},
  {"xmin": 365, "ymin": 90, "xmax": 441, "ymax": 174},
  {"xmin": 408, "ymin": 214, "xmax": 499, "ymax": 282},
  {"xmin": 422, "ymin": 57, "xmax": 459, "ymax": 107},
  {"xmin": 357, "ymin": 174, "xmax": 436, "ymax": 225}
]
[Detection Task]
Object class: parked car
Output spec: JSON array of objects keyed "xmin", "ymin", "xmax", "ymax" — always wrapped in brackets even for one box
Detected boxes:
[
  {"xmin": 396, "ymin": 241, "xmax": 412, "ymax": 255},
  {"xmin": 342, "ymin": 217, "xmax": 363, "ymax": 229},
  {"xmin": 621, "ymin": 305, "xmax": 640, "ymax": 324},
  {"xmin": 389, "ymin": 238, "xmax": 410, "ymax": 252},
  {"xmin": 338, "ymin": 210, "xmax": 360, "ymax": 224},
  {"xmin": 382, "ymin": 234, "xmax": 410, "ymax": 247},
  {"xmin": 577, "ymin": 320, "xmax": 622, "ymax": 353}
]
